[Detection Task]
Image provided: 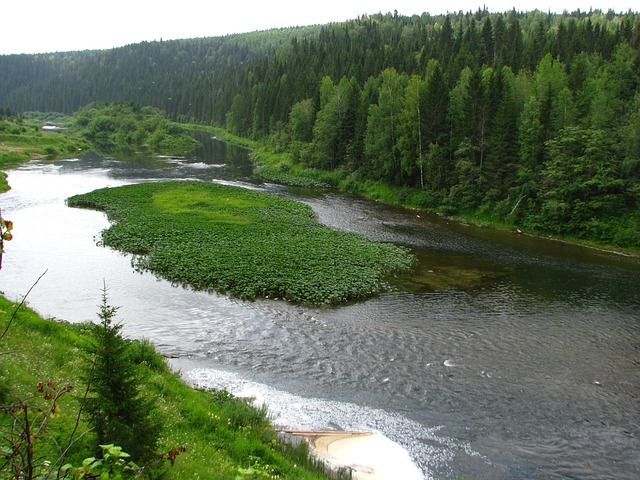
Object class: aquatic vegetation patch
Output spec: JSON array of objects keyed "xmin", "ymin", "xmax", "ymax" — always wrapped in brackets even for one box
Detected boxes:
[
  {"xmin": 68, "ymin": 181, "xmax": 414, "ymax": 305},
  {"xmin": 152, "ymin": 184, "xmax": 261, "ymax": 224}
]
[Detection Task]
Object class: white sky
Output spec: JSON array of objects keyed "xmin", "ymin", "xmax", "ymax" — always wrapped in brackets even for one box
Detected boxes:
[{"xmin": 1, "ymin": 1, "xmax": 637, "ymax": 55}]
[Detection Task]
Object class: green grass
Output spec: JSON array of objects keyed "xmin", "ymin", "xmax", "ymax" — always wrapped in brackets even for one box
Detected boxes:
[
  {"xmin": 0, "ymin": 130, "xmax": 88, "ymax": 159},
  {"xmin": 68, "ymin": 181, "xmax": 414, "ymax": 305},
  {"xmin": 153, "ymin": 186, "xmax": 264, "ymax": 223},
  {"xmin": 0, "ymin": 294, "xmax": 333, "ymax": 479},
  {"xmin": 250, "ymin": 148, "xmax": 340, "ymax": 189},
  {"xmin": 211, "ymin": 128, "xmax": 258, "ymax": 149},
  {"xmin": 0, "ymin": 118, "xmax": 90, "ymax": 192},
  {"xmin": 0, "ymin": 171, "xmax": 9, "ymax": 192}
]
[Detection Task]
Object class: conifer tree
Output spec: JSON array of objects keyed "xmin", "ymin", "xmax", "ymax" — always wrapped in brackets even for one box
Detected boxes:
[{"xmin": 84, "ymin": 286, "xmax": 161, "ymax": 463}]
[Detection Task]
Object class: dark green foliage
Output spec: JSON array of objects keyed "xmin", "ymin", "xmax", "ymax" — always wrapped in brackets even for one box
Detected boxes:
[
  {"xmin": 68, "ymin": 181, "xmax": 414, "ymax": 305},
  {"xmin": 127, "ymin": 338, "xmax": 169, "ymax": 373},
  {"xmin": 73, "ymin": 102, "xmax": 199, "ymax": 155},
  {"xmin": 1, "ymin": 9, "xmax": 639, "ymax": 248},
  {"xmin": 84, "ymin": 288, "xmax": 162, "ymax": 462},
  {"xmin": 364, "ymin": 68, "xmax": 407, "ymax": 184},
  {"xmin": 534, "ymin": 126, "xmax": 625, "ymax": 239},
  {"xmin": 289, "ymin": 98, "xmax": 316, "ymax": 143}
]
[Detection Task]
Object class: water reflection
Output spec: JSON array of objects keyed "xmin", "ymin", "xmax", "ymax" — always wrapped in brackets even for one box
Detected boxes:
[{"xmin": 56, "ymin": 136, "xmax": 253, "ymax": 182}]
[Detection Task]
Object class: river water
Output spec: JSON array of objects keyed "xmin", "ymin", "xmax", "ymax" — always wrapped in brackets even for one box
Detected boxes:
[{"xmin": 1, "ymin": 140, "xmax": 638, "ymax": 479}]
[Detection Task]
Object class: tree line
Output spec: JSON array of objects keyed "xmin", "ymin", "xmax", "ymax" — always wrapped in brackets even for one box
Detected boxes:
[{"xmin": 0, "ymin": 8, "xmax": 638, "ymax": 247}]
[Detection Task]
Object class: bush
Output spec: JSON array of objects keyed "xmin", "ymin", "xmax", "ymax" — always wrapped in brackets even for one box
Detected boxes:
[{"xmin": 127, "ymin": 338, "xmax": 169, "ymax": 372}]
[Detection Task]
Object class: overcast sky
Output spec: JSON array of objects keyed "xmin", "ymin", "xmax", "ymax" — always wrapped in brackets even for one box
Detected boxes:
[{"xmin": 1, "ymin": 1, "xmax": 637, "ymax": 55}]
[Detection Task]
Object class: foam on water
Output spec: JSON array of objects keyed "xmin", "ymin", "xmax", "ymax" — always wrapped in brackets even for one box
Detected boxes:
[
  {"xmin": 184, "ymin": 367, "xmax": 480, "ymax": 479},
  {"xmin": 184, "ymin": 161, "xmax": 226, "ymax": 169}
]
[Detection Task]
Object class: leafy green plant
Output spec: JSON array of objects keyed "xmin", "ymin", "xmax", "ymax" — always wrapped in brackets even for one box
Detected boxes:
[
  {"xmin": 72, "ymin": 103, "xmax": 200, "ymax": 155},
  {"xmin": 68, "ymin": 181, "xmax": 414, "ymax": 305},
  {"xmin": 61, "ymin": 444, "xmax": 145, "ymax": 479},
  {"xmin": 0, "ymin": 210, "xmax": 12, "ymax": 270}
]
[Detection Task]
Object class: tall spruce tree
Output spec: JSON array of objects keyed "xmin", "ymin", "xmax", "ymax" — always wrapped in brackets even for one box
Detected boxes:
[{"xmin": 84, "ymin": 286, "xmax": 161, "ymax": 463}]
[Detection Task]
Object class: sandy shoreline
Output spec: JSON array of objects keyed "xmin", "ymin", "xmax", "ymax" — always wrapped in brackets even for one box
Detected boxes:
[
  {"xmin": 179, "ymin": 364, "xmax": 426, "ymax": 479},
  {"xmin": 281, "ymin": 430, "xmax": 423, "ymax": 480}
]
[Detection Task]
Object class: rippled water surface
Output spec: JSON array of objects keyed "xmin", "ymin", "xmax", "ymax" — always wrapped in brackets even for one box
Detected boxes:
[{"xmin": 1, "ymin": 141, "xmax": 638, "ymax": 479}]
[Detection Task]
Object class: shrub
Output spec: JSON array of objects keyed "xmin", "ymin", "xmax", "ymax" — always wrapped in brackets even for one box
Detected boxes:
[{"xmin": 127, "ymin": 338, "xmax": 169, "ymax": 372}]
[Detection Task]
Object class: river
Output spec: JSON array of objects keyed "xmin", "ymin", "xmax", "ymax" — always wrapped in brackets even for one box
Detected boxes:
[{"xmin": 1, "ymin": 139, "xmax": 638, "ymax": 479}]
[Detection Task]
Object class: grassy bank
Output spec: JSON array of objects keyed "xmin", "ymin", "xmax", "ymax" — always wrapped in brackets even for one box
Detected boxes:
[
  {"xmin": 0, "ymin": 294, "xmax": 333, "ymax": 479},
  {"xmin": 68, "ymin": 181, "xmax": 414, "ymax": 305},
  {"xmin": 0, "ymin": 116, "xmax": 90, "ymax": 192}
]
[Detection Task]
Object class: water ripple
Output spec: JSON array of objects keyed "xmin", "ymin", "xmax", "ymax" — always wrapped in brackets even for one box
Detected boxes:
[{"xmin": 181, "ymin": 366, "xmax": 485, "ymax": 480}]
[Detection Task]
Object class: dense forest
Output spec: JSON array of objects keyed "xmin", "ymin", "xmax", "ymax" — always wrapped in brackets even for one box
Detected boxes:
[{"xmin": 1, "ymin": 8, "xmax": 639, "ymax": 247}]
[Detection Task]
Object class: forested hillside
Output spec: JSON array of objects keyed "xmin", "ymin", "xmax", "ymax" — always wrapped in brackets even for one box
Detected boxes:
[{"xmin": 1, "ymin": 9, "xmax": 639, "ymax": 247}]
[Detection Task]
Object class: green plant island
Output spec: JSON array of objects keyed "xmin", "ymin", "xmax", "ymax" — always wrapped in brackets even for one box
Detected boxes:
[{"xmin": 68, "ymin": 181, "xmax": 415, "ymax": 305}]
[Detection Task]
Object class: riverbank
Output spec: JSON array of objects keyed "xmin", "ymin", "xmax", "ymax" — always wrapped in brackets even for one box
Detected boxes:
[
  {"xmin": 189, "ymin": 125, "xmax": 639, "ymax": 258},
  {"xmin": 0, "ymin": 116, "xmax": 89, "ymax": 191},
  {"xmin": 0, "ymin": 292, "xmax": 424, "ymax": 479},
  {"xmin": 282, "ymin": 431, "xmax": 424, "ymax": 480},
  {"xmin": 0, "ymin": 294, "xmax": 334, "ymax": 479}
]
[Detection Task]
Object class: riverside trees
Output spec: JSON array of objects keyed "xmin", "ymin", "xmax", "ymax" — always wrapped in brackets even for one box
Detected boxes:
[
  {"xmin": 73, "ymin": 102, "xmax": 200, "ymax": 155},
  {"xmin": 1, "ymin": 9, "xmax": 638, "ymax": 247},
  {"xmin": 283, "ymin": 14, "xmax": 640, "ymax": 247}
]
